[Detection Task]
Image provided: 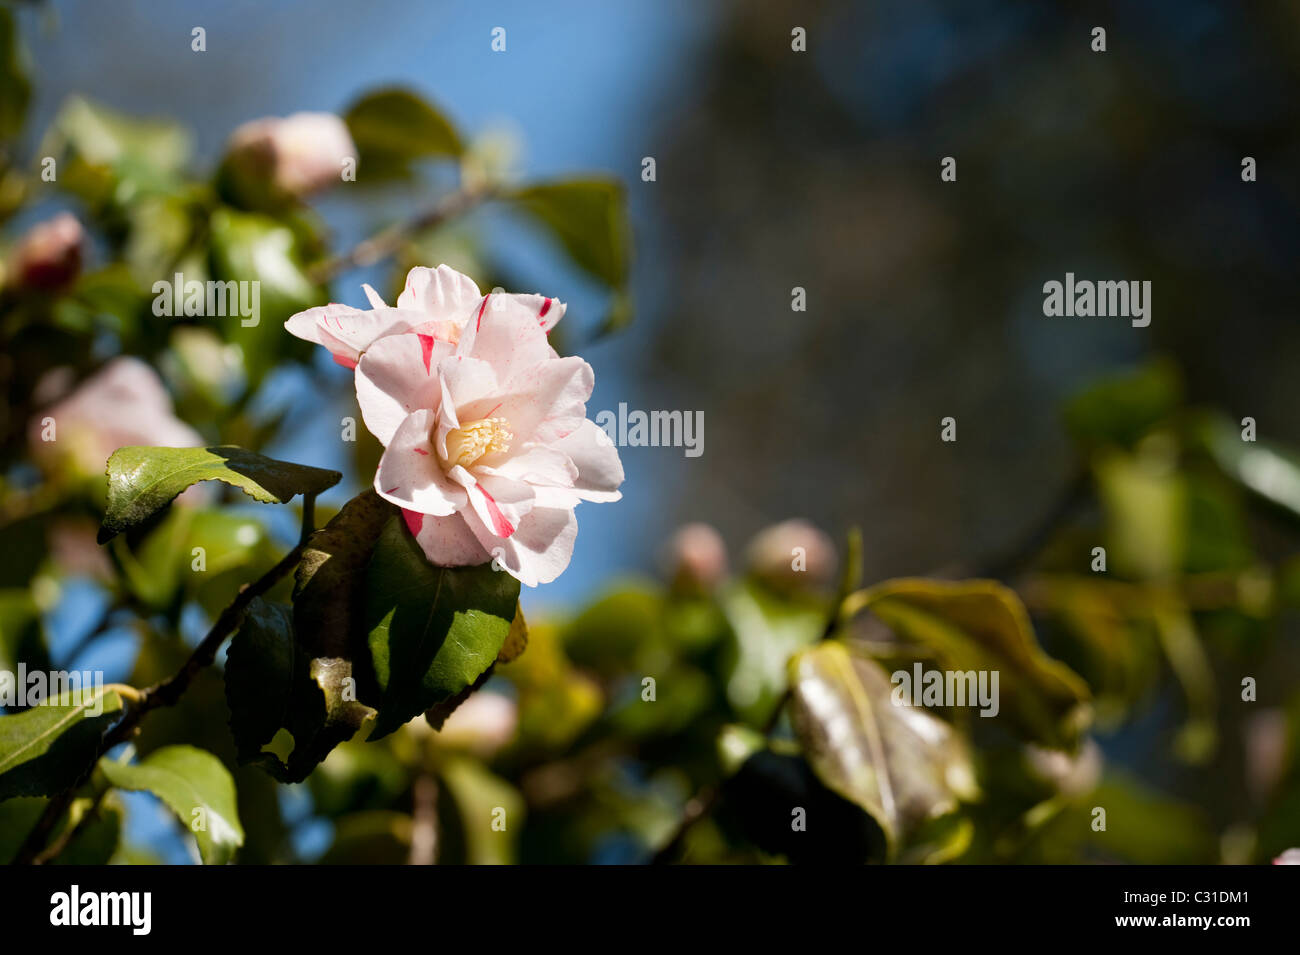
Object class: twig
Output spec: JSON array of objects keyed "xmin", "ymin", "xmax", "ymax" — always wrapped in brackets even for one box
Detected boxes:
[
  {"xmin": 308, "ymin": 185, "xmax": 494, "ymax": 283},
  {"xmin": 14, "ymin": 495, "xmax": 319, "ymax": 864}
]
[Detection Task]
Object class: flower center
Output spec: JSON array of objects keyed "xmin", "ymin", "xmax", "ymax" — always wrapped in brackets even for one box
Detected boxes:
[{"xmin": 442, "ymin": 417, "xmax": 512, "ymax": 469}]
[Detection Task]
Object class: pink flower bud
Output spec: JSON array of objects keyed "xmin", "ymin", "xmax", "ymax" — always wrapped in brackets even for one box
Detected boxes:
[
  {"xmin": 745, "ymin": 519, "xmax": 836, "ymax": 592},
  {"xmin": 225, "ymin": 112, "xmax": 356, "ymax": 204},
  {"xmin": 663, "ymin": 522, "xmax": 728, "ymax": 592},
  {"xmin": 9, "ymin": 213, "xmax": 85, "ymax": 292}
]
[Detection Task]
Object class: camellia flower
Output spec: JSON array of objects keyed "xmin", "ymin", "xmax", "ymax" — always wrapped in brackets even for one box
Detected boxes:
[
  {"xmin": 286, "ymin": 264, "xmax": 563, "ymax": 371},
  {"xmin": 28, "ymin": 356, "xmax": 204, "ymax": 480},
  {"xmin": 287, "ymin": 265, "xmax": 622, "ymax": 585}
]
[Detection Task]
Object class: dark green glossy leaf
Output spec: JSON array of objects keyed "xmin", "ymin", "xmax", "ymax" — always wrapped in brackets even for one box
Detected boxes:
[
  {"xmin": 0, "ymin": 687, "xmax": 122, "ymax": 799},
  {"xmin": 98, "ymin": 744, "xmax": 243, "ymax": 865},
  {"xmin": 364, "ymin": 517, "xmax": 519, "ymax": 738},
  {"xmin": 99, "ymin": 445, "xmax": 339, "ymax": 543},
  {"xmin": 787, "ymin": 642, "xmax": 978, "ymax": 852}
]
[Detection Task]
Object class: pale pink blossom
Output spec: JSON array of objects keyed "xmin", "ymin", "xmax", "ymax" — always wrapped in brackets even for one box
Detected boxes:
[
  {"xmin": 29, "ymin": 357, "xmax": 203, "ymax": 478},
  {"xmin": 432, "ymin": 691, "xmax": 518, "ymax": 756},
  {"xmin": 285, "ymin": 264, "xmax": 565, "ymax": 371},
  {"xmin": 226, "ymin": 111, "xmax": 356, "ymax": 201},
  {"xmin": 314, "ymin": 265, "xmax": 619, "ymax": 586},
  {"xmin": 1274, "ymin": 848, "xmax": 1300, "ymax": 864}
]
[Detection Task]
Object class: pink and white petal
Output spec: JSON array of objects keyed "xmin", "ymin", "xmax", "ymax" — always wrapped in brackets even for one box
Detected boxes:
[
  {"xmin": 500, "ymin": 293, "xmax": 566, "ymax": 334},
  {"xmin": 485, "ymin": 444, "xmax": 577, "ymax": 490},
  {"xmin": 491, "ymin": 356, "xmax": 593, "ymax": 444},
  {"xmin": 551, "ymin": 418, "xmax": 624, "ymax": 502},
  {"xmin": 447, "ymin": 467, "xmax": 535, "ymax": 540},
  {"xmin": 396, "ymin": 264, "xmax": 482, "ymax": 321},
  {"xmin": 405, "ymin": 510, "xmax": 489, "ymax": 567},
  {"xmin": 456, "ymin": 294, "xmax": 558, "ymax": 381},
  {"xmin": 432, "ymin": 370, "xmax": 462, "ymax": 461},
  {"xmin": 317, "ymin": 306, "xmax": 430, "ymax": 357},
  {"xmin": 373, "ymin": 410, "xmax": 465, "ymax": 516},
  {"xmin": 355, "ymin": 332, "xmax": 452, "ymax": 445},
  {"xmin": 463, "ymin": 504, "xmax": 578, "ymax": 587},
  {"xmin": 435, "ymin": 355, "xmax": 501, "ymax": 419},
  {"xmin": 361, "ymin": 283, "xmax": 387, "ymax": 309}
]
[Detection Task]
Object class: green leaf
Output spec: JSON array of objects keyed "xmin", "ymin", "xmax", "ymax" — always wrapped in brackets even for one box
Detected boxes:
[
  {"xmin": 0, "ymin": 8, "xmax": 31, "ymax": 142},
  {"xmin": 344, "ymin": 87, "xmax": 463, "ymax": 180},
  {"xmin": 846, "ymin": 578, "xmax": 1092, "ymax": 750},
  {"xmin": 1198, "ymin": 412, "xmax": 1300, "ymax": 522},
  {"xmin": 0, "ymin": 588, "xmax": 51, "ymax": 675},
  {"xmin": 98, "ymin": 744, "xmax": 243, "ymax": 865},
  {"xmin": 207, "ymin": 206, "xmax": 326, "ymax": 382},
  {"xmin": 99, "ymin": 444, "xmax": 340, "ymax": 543},
  {"xmin": 1063, "ymin": 361, "xmax": 1182, "ymax": 448},
  {"xmin": 364, "ymin": 517, "xmax": 519, "ymax": 738},
  {"xmin": 0, "ymin": 687, "xmax": 122, "ymax": 799},
  {"xmin": 438, "ymin": 756, "xmax": 524, "ymax": 865},
  {"xmin": 42, "ymin": 95, "xmax": 192, "ymax": 208},
  {"xmin": 509, "ymin": 178, "xmax": 633, "ymax": 331},
  {"xmin": 226, "ymin": 597, "xmax": 376, "ymax": 784},
  {"xmin": 720, "ymin": 580, "xmax": 824, "ymax": 727},
  {"xmin": 787, "ymin": 642, "xmax": 978, "ymax": 852}
]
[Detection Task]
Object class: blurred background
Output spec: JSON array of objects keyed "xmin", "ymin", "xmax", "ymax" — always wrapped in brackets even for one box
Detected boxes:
[{"xmin": 1, "ymin": 0, "xmax": 1299, "ymax": 864}]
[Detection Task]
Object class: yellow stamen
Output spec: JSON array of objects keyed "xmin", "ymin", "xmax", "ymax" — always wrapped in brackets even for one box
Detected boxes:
[{"xmin": 442, "ymin": 417, "xmax": 512, "ymax": 469}]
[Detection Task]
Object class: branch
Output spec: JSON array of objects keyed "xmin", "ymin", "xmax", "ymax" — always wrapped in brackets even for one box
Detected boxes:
[
  {"xmin": 14, "ymin": 495, "xmax": 319, "ymax": 864},
  {"xmin": 308, "ymin": 185, "xmax": 494, "ymax": 283}
]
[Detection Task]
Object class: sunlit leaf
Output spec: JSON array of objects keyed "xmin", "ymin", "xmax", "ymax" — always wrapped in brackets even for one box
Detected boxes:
[
  {"xmin": 98, "ymin": 444, "xmax": 340, "ymax": 543},
  {"xmin": 0, "ymin": 687, "xmax": 122, "ymax": 800},
  {"xmin": 787, "ymin": 642, "xmax": 978, "ymax": 852},
  {"xmin": 364, "ymin": 517, "xmax": 519, "ymax": 738},
  {"xmin": 98, "ymin": 744, "xmax": 243, "ymax": 864}
]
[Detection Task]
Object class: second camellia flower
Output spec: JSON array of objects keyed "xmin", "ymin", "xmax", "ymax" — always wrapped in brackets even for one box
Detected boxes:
[{"xmin": 287, "ymin": 265, "xmax": 623, "ymax": 586}]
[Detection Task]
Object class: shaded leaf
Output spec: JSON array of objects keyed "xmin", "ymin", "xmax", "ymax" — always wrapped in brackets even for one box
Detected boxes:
[
  {"xmin": 0, "ymin": 8, "xmax": 30, "ymax": 142},
  {"xmin": 225, "ymin": 598, "xmax": 374, "ymax": 784},
  {"xmin": 99, "ymin": 444, "xmax": 339, "ymax": 543},
  {"xmin": 1064, "ymin": 361, "xmax": 1182, "ymax": 449},
  {"xmin": 98, "ymin": 744, "xmax": 243, "ymax": 864},
  {"xmin": 344, "ymin": 87, "xmax": 463, "ymax": 180},
  {"xmin": 787, "ymin": 642, "xmax": 978, "ymax": 851}
]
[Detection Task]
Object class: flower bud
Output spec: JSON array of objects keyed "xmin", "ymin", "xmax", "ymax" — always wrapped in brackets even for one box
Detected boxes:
[
  {"xmin": 222, "ymin": 112, "xmax": 356, "ymax": 207},
  {"xmin": 663, "ymin": 522, "xmax": 728, "ymax": 593},
  {"xmin": 745, "ymin": 519, "xmax": 836, "ymax": 593},
  {"xmin": 9, "ymin": 212, "xmax": 85, "ymax": 293}
]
